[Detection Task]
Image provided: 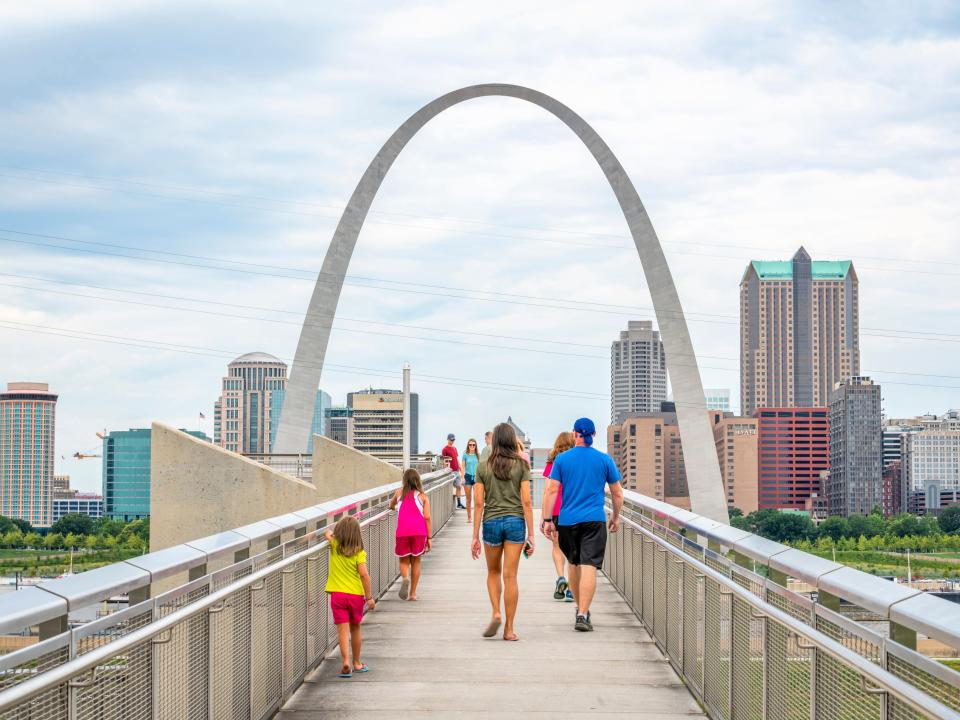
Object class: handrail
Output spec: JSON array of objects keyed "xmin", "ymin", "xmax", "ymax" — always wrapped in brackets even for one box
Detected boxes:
[
  {"xmin": 0, "ymin": 471, "xmax": 457, "ymax": 713},
  {"xmin": 618, "ymin": 487, "xmax": 960, "ymax": 650},
  {"xmin": 620, "ymin": 513, "xmax": 960, "ymax": 720},
  {"xmin": 0, "ymin": 469, "xmax": 453, "ymax": 633}
]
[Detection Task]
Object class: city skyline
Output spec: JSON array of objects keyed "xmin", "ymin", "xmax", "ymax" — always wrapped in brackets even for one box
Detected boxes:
[{"xmin": 1, "ymin": 3, "xmax": 958, "ymax": 492}]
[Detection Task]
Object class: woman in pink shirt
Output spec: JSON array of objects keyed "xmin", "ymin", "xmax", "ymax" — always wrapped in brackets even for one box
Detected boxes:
[
  {"xmin": 390, "ymin": 469, "xmax": 432, "ymax": 601},
  {"xmin": 544, "ymin": 431, "xmax": 575, "ymax": 601}
]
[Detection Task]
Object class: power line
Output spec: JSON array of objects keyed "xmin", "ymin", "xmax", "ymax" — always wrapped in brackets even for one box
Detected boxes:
[{"xmin": 3, "ymin": 164, "xmax": 959, "ymax": 270}]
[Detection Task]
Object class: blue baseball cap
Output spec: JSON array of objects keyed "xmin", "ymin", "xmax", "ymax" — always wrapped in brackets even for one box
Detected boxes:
[{"xmin": 573, "ymin": 417, "xmax": 596, "ymax": 445}]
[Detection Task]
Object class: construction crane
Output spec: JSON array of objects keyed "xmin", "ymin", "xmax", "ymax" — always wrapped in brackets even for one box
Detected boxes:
[{"xmin": 73, "ymin": 430, "xmax": 105, "ymax": 460}]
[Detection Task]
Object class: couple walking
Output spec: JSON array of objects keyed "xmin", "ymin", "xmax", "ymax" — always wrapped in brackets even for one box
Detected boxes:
[{"xmin": 471, "ymin": 417, "xmax": 623, "ymax": 639}]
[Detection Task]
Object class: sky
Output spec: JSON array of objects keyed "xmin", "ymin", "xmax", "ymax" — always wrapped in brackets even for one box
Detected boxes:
[{"xmin": 1, "ymin": 1, "xmax": 958, "ymax": 492}]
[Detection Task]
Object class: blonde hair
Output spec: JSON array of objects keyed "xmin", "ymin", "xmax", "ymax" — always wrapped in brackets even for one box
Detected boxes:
[
  {"xmin": 547, "ymin": 431, "xmax": 575, "ymax": 463},
  {"xmin": 332, "ymin": 516, "xmax": 364, "ymax": 558}
]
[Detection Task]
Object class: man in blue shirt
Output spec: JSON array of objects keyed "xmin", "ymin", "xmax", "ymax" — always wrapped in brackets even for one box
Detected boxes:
[{"xmin": 541, "ymin": 417, "xmax": 623, "ymax": 632}]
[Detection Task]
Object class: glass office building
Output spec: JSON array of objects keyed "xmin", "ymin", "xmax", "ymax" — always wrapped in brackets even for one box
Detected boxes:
[
  {"xmin": 102, "ymin": 428, "xmax": 208, "ymax": 521},
  {"xmin": 268, "ymin": 389, "xmax": 331, "ymax": 454}
]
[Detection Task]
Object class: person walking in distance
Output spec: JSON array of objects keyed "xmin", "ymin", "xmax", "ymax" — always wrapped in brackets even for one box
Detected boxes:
[
  {"xmin": 441, "ymin": 433, "xmax": 465, "ymax": 509},
  {"xmin": 541, "ymin": 418, "xmax": 623, "ymax": 632},
  {"xmin": 479, "ymin": 430, "xmax": 492, "ymax": 463},
  {"xmin": 390, "ymin": 469, "xmax": 432, "ymax": 601},
  {"xmin": 544, "ymin": 431, "xmax": 575, "ymax": 601},
  {"xmin": 471, "ymin": 423, "xmax": 534, "ymax": 641},
  {"xmin": 462, "ymin": 438, "xmax": 481, "ymax": 523}
]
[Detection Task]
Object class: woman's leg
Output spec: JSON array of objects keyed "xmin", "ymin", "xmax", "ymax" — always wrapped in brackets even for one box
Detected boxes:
[
  {"xmin": 336, "ymin": 623, "xmax": 351, "ymax": 673},
  {"xmin": 349, "ymin": 623, "xmax": 363, "ymax": 670},
  {"xmin": 399, "ymin": 555, "xmax": 410, "ymax": 580},
  {"xmin": 464, "ymin": 485, "xmax": 473, "ymax": 521},
  {"xmin": 409, "ymin": 555, "xmax": 422, "ymax": 599},
  {"xmin": 483, "ymin": 544, "xmax": 504, "ymax": 621},
  {"xmin": 501, "ymin": 542, "xmax": 524, "ymax": 640}
]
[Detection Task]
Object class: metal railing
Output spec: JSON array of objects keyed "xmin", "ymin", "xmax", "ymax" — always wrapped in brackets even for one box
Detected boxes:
[
  {"xmin": 0, "ymin": 470, "xmax": 456, "ymax": 719},
  {"xmin": 604, "ymin": 489, "xmax": 960, "ymax": 720}
]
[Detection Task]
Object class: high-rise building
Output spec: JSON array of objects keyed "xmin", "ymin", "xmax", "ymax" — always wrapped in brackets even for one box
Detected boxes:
[
  {"xmin": 901, "ymin": 427, "xmax": 960, "ymax": 515},
  {"xmin": 0, "ymin": 382, "xmax": 58, "ymax": 527},
  {"xmin": 214, "ymin": 352, "xmax": 287, "ymax": 454},
  {"xmin": 347, "ymin": 389, "xmax": 419, "ymax": 465},
  {"xmin": 505, "ymin": 416, "xmax": 531, "ymax": 451},
  {"xmin": 52, "ymin": 493, "xmax": 103, "ymax": 523},
  {"xmin": 740, "ymin": 248, "xmax": 859, "ymax": 416},
  {"xmin": 605, "ymin": 408, "xmax": 757, "ymax": 512},
  {"xmin": 883, "ymin": 423, "xmax": 923, "ymax": 468},
  {"xmin": 712, "ymin": 413, "xmax": 759, "ymax": 514},
  {"xmin": 828, "ymin": 377, "xmax": 882, "ymax": 517},
  {"xmin": 103, "ymin": 428, "xmax": 208, "ymax": 521},
  {"xmin": 882, "ymin": 461, "xmax": 903, "ymax": 518},
  {"xmin": 324, "ymin": 406, "xmax": 354, "ymax": 446},
  {"xmin": 704, "ymin": 389, "xmax": 732, "ymax": 413},
  {"xmin": 754, "ymin": 407, "xmax": 830, "ymax": 510},
  {"xmin": 610, "ymin": 321, "xmax": 667, "ymax": 424},
  {"xmin": 268, "ymin": 389, "xmax": 330, "ymax": 454}
]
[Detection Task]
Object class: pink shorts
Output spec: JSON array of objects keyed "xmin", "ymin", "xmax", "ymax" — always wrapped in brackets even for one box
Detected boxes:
[
  {"xmin": 395, "ymin": 535, "xmax": 427, "ymax": 557},
  {"xmin": 329, "ymin": 591, "xmax": 364, "ymax": 625}
]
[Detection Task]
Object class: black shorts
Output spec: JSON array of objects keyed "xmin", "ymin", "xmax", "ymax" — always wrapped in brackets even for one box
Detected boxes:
[{"xmin": 558, "ymin": 522, "xmax": 607, "ymax": 569}]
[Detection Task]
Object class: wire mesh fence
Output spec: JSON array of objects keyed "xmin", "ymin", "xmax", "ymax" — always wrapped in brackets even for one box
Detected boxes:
[
  {"xmin": 601, "ymin": 509, "xmax": 960, "ymax": 720},
  {"xmin": 0, "ymin": 474, "xmax": 455, "ymax": 720}
]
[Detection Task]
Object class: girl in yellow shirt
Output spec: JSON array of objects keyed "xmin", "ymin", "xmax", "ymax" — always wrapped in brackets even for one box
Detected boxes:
[{"xmin": 324, "ymin": 516, "xmax": 375, "ymax": 678}]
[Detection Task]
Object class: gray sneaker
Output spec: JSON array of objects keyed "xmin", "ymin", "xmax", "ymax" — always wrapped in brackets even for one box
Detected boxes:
[{"xmin": 575, "ymin": 614, "xmax": 593, "ymax": 632}]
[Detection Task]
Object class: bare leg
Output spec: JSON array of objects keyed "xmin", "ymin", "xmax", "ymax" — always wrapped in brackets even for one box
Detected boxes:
[
  {"xmin": 336, "ymin": 623, "xmax": 351, "ymax": 673},
  {"xmin": 483, "ymin": 544, "xmax": 504, "ymax": 622},
  {"xmin": 501, "ymin": 542, "xmax": 523, "ymax": 640},
  {"xmin": 349, "ymin": 623, "xmax": 364, "ymax": 670},
  {"xmin": 409, "ymin": 555, "xmax": 422, "ymax": 599},
  {"xmin": 576, "ymin": 565, "xmax": 598, "ymax": 616},
  {"xmin": 567, "ymin": 564, "xmax": 581, "ymax": 610},
  {"xmin": 399, "ymin": 556, "xmax": 410, "ymax": 580},
  {"xmin": 464, "ymin": 486, "xmax": 473, "ymax": 521},
  {"xmin": 551, "ymin": 537, "xmax": 566, "ymax": 578}
]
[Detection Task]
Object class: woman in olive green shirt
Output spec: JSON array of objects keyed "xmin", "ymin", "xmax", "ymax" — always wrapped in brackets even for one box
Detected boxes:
[{"xmin": 471, "ymin": 422, "xmax": 534, "ymax": 641}]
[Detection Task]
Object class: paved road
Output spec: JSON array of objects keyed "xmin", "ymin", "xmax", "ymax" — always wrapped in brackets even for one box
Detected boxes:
[{"xmin": 278, "ymin": 510, "xmax": 705, "ymax": 719}]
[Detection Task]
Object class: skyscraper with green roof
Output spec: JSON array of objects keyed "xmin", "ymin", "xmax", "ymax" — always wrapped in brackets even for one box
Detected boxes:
[{"xmin": 740, "ymin": 247, "xmax": 859, "ymax": 416}]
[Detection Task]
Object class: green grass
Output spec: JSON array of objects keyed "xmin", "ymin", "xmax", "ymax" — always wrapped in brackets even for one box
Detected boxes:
[
  {"xmin": 0, "ymin": 549, "xmax": 63, "ymax": 560},
  {"xmin": 0, "ymin": 548, "xmax": 143, "ymax": 575},
  {"xmin": 805, "ymin": 550, "xmax": 960, "ymax": 578},
  {"xmin": 939, "ymin": 659, "xmax": 960, "ymax": 672}
]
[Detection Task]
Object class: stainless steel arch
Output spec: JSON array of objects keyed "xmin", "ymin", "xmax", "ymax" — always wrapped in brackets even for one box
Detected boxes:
[{"xmin": 275, "ymin": 83, "xmax": 729, "ymax": 523}]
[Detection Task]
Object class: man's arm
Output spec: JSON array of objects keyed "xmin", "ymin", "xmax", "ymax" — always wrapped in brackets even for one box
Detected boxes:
[{"xmin": 607, "ymin": 458, "xmax": 624, "ymax": 532}]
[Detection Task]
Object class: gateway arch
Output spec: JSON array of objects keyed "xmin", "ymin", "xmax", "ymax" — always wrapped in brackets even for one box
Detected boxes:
[{"xmin": 275, "ymin": 83, "xmax": 729, "ymax": 524}]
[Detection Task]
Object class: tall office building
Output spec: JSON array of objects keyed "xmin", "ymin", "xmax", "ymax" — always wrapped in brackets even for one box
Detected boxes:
[
  {"xmin": 103, "ymin": 428, "xmax": 208, "ymax": 521},
  {"xmin": 52, "ymin": 474, "xmax": 72, "ymax": 499},
  {"xmin": 324, "ymin": 406, "xmax": 354, "ymax": 446},
  {"xmin": 740, "ymin": 248, "xmax": 859, "ymax": 417},
  {"xmin": 828, "ymin": 377, "xmax": 882, "ymax": 517},
  {"xmin": 268, "ymin": 389, "xmax": 330, "ymax": 454},
  {"xmin": 754, "ymin": 407, "xmax": 830, "ymax": 510},
  {"xmin": 901, "ymin": 425, "xmax": 960, "ymax": 515},
  {"xmin": 214, "ymin": 352, "xmax": 287, "ymax": 454},
  {"xmin": 347, "ymin": 389, "xmax": 419, "ymax": 465},
  {"xmin": 0, "ymin": 382, "xmax": 57, "ymax": 527},
  {"xmin": 606, "ymin": 409, "xmax": 757, "ymax": 512},
  {"xmin": 52, "ymin": 493, "xmax": 103, "ymax": 523},
  {"xmin": 610, "ymin": 321, "xmax": 667, "ymax": 424}
]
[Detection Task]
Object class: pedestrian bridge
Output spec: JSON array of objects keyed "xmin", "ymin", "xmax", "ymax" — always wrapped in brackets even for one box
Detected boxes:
[{"xmin": 1, "ymin": 469, "xmax": 959, "ymax": 719}]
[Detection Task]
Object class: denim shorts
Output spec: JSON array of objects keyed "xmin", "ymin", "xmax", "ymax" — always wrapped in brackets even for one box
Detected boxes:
[
  {"xmin": 464, "ymin": 473, "xmax": 476, "ymax": 486},
  {"xmin": 482, "ymin": 515, "xmax": 526, "ymax": 546}
]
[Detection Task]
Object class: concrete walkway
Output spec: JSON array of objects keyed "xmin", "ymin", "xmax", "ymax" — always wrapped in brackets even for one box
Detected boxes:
[{"xmin": 278, "ymin": 511, "xmax": 706, "ymax": 719}]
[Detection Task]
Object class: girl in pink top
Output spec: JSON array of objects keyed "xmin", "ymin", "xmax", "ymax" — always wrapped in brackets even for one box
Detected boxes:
[
  {"xmin": 389, "ymin": 469, "xmax": 432, "ymax": 601},
  {"xmin": 544, "ymin": 431, "xmax": 575, "ymax": 601}
]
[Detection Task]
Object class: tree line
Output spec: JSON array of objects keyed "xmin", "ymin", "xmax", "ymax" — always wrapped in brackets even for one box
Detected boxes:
[
  {"xmin": 730, "ymin": 506, "xmax": 960, "ymax": 547},
  {"xmin": 0, "ymin": 514, "xmax": 149, "ymax": 553}
]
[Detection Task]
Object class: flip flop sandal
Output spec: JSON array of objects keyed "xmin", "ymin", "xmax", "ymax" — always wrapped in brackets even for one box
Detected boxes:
[
  {"xmin": 354, "ymin": 665, "xmax": 369, "ymax": 674},
  {"xmin": 399, "ymin": 578, "xmax": 410, "ymax": 600},
  {"xmin": 482, "ymin": 618, "xmax": 502, "ymax": 638},
  {"xmin": 337, "ymin": 670, "xmax": 352, "ymax": 679}
]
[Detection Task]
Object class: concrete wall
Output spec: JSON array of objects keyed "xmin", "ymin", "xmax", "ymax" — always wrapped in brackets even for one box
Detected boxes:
[
  {"xmin": 149, "ymin": 424, "xmax": 399, "ymax": 551},
  {"xmin": 312, "ymin": 434, "xmax": 401, "ymax": 501}
]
